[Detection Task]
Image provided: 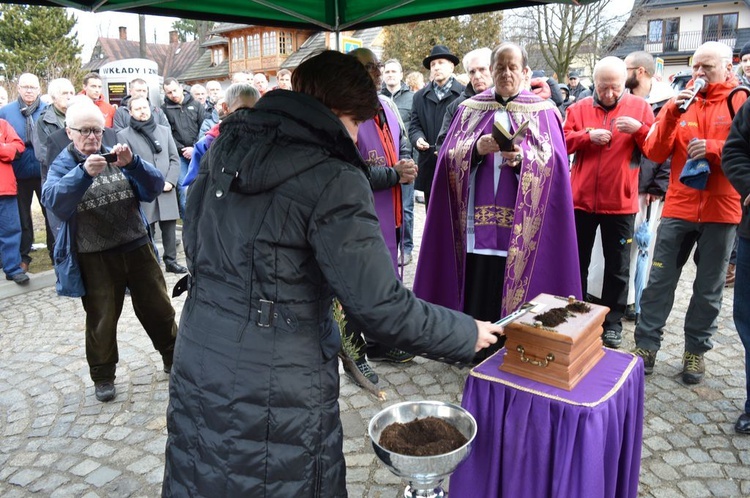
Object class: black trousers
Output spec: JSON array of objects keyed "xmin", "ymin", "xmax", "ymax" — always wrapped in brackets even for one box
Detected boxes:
[
  {"xmin": 575, "ymin": 210, "xmax": 635, "ymax": 333},
  {"xmin": 16, "ymin": 177, "xmax": 54, "ymax": 264},
  {"xmin": 464, "ymin": 253, "xmax": 507, "ymax": 362}
]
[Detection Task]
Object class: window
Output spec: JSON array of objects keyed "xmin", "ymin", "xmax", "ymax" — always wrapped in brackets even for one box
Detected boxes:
[
  {"xmin": 279, "ymin": 32, "xmax": 294, "ymax": 55},
  {"xmin": 212, "ymin": 48, "xmax": 224, "ymax": 65},
  {"xmin": 262, "ymin": 31, "xmax": 277, "ymax": 56},
  {"xmin": 231, "ymin": 36, "xmax": 246, "ymax": 60},
  {"xmin": 703, "ymin": 13, "xmax": 738, "ymax": 41},
  {"xmin": 248, "ymin": 34, "xmax": 261, "ymax": 58},
  {"xmin": 648, "ymin": 18, "xmax": 679, "ymax": 50}
]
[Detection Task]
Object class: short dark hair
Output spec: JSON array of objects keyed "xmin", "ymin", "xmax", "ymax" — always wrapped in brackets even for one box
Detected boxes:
[
  {"xmin": 82, "ymin": 72, "xmax": 101, "ymax": 86},
  {"xmin": 292, "ymin": 50, "xmax": 378, "ymax": 122},
  {"xmin": 163, "ymin": 77, "xmax": 180, "ymax": 88},
  {"xmin": 129, "ymin": 77, "xmax": 148, "ymax": 86}
]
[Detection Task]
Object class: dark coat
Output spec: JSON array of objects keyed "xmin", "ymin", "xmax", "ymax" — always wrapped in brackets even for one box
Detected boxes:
[
  {"xmin": 408, "ymin": 77, "xmax": 464, "ymax": 194},
  {"xmin": 436, "ymin": 82, "xmax": 478, "ymax": 150},
  {"xmin": 722, "ymin": 98, "xmax": 750, "ymax": 238},
  {"xmin": 161, "ymin": 91, "xmax": 206, "ymax": 150},
  {"xmin": 162, "ymin": 90, "xmax": 477, "ymax": 497}
]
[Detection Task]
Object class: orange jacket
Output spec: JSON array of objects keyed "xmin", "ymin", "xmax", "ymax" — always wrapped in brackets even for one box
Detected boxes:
[
  {"xmin": 565, "ymin": 93, "xmax": 655, "ymax": 214},
  {"xmin": 78, "ymin": 91, "xmax": 115, "ymax": 128},
  {"xmin": 642, "ymin": 77, "xmax": 744, "ymax": 224},
  {"xmin": 0, "ymin": 119, "xmax": 25, "ymax": 196}
]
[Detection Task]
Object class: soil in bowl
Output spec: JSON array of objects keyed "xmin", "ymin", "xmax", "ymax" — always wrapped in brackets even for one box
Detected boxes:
[{"xmin": 378, "ymin": 416, "xmax": 468, "ymax": 456}]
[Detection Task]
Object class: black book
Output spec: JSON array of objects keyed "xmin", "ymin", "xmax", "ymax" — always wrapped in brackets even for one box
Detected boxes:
[{"xmin": 492, "ymin": 120, "xmax": 529, "ymax": 152}]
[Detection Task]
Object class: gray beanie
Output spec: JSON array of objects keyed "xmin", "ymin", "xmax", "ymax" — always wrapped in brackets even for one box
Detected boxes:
[{"xmin": 741, "ymin": 41, "xmax": 750, "ymax": 58}]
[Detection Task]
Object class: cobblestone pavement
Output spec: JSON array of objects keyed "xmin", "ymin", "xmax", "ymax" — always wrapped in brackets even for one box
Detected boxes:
[{"xmin": 1, "ymin": 202, "xmax": 748, "ymax": 497}]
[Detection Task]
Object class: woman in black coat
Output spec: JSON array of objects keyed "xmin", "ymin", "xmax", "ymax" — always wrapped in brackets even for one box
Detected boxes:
[{"xmin": 162, "ymin": 51, "xmax": 503, "ymax": 497}]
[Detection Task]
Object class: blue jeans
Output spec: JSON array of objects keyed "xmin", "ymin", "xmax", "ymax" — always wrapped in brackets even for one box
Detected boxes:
[
  {"xmin": 177, "ymin": 156, "xmax": 189, "ymax": 219},
  {"xmin": 735, "ymin": 236, "xmax": 750, "ymax": 414},
  {"xmin": 401, "ymin": 182, "xmax": 414, "ymax": 255},
  {"xmin": 0, "ymin": 195, "xmax": 24, "ymax": 277}
]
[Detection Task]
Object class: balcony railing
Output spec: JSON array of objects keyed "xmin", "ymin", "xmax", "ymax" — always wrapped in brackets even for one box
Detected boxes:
[{"xmin": 644, "ymin": 29, "xmax": 736, "ymax": 54}]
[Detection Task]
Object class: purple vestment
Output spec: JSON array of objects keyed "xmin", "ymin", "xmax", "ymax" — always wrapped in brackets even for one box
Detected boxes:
[
  {"xmin": 413, "ymin": 89, "xmax": 581, "ymax": 316},
  {"xmin": 357, "ymin": 96, "xmax": 401, "ymax": 273}
]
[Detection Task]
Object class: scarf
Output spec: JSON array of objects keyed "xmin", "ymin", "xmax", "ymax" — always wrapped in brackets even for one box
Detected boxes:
[
  {"xmin": 374, "ymin": 109, "xmax": 402, "ymax": 228},
  {"xmin": 433, "ymin": 77, "xmax": 455, "ymax": 101},
  {"xmin": 129, "ymin": 114, "xmax": 162, "ymax": 154},
  {"xmin": 19, "ymin": 96, "xmax": 41, "ymax": 146}
]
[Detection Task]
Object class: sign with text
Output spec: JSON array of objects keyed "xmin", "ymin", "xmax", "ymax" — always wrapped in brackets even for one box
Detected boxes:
[{"xmin": 341, "ymin": 37, "xmax": 362, "ymax": 53}]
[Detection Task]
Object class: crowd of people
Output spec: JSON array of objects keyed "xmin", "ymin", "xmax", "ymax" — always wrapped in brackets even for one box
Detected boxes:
[{"xmin": 0, "ymin": 37, "xmax": 749, "ymax": 495}]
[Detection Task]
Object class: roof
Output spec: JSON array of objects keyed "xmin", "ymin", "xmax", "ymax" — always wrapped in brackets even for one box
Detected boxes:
[
  {"xmin": 178, "ymin": 49, "xmax": 230, "ymax": 83},
  {"xmin": 83, "ymin": 37, "xmax": 203, "ymax": 80},
  {"xmin": 280, "ymin": 28, "xmax": 383, "ymax": 69}
]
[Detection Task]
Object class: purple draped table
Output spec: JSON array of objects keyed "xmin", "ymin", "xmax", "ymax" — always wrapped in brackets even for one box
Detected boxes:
[{"xmin": 450, "ymin": 347, "xmax": 645, "ymax": 498}]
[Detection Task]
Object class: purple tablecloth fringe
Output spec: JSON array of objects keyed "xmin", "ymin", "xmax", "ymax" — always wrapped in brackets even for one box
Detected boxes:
[{"xmin": 450, "ymin": 348, "xmax": 645, "ymax": 498}]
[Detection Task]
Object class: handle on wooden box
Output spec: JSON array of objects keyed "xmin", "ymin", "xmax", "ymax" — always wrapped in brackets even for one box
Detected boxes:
[{"xmin": 516, "ymin": 345, "xmax": 555, "ymax": 367}]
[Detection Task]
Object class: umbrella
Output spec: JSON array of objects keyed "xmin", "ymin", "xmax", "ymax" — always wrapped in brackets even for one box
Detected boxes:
[
  {"xmin": 633, "ymin": 203, "xmax": 652, "ymax": 321},
  {"xmin": 15, "ymin": 0, "xmax": 601, "ymax": 32}
]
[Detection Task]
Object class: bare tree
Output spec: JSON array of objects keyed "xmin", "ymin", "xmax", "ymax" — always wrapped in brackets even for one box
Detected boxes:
[{"xmin": 503, "ymin": 3, "xmax": 626, "ymax": 80}]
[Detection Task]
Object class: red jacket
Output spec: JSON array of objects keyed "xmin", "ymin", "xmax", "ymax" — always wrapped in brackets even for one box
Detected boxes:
[
  {"xmin": 565, "ymin": 93, "xmax": 655, "ymax": 214},
  {"xmin": 0, "ymin": 119, "xmax": 25, "ymax": 196},
  {"xmin": 79, "ymin": 91, "xmax": 115, "ymax": 128},
  {"xmin": 642, "ymin": 77, "xmax": 744, "ymax": 224}
]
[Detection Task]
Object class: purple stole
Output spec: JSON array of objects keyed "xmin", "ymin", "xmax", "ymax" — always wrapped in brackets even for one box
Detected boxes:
[
  {"xmin": 357, "ymin": 96, "xmax": 401, "ymax": 274},
  {"xmin": 413, "ymin": 89, "xmax": 582, "ymax": 316}
]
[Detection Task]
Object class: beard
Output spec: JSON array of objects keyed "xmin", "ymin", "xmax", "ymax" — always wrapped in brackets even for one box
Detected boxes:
[{"xmin": 625, "ymin": 73, "xmax": 639, "ymax": 91}]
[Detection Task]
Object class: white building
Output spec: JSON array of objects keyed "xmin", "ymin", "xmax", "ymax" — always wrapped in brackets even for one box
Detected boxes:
[{"xmin": 608, "ymin": 0, "xmax": 750, "ymax": 79}]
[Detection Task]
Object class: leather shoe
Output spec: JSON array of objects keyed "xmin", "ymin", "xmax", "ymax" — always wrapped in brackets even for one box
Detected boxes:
[
  {"xmin": 165, "ymin": 262, "xmax": 188, "ymax": 274},
  {"xmin": 735, "ymin": 413, "xmax": 750, "ymax": 434},
  {"xmin": 94, "ymin": 381, "xmax": 116, "ymax": 402},
  {"xmin": 6, "ymin": 272, "xmax": 30, "ymax": 285}
]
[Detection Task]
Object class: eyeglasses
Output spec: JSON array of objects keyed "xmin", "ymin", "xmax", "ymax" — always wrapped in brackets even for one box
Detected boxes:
[
  {"xmin": 69, "ymin": 127, "xmax": 104, "ymax": 137},
  {"xmin": 626, "ymin": 67, "xmax": 640, "ymax": 71},
  {"xmin": 19, "ymin": 86, "xmax": 39, "ymax": 91},
  {"xmin": 364, "ymin": 62, "xmax": 385, "ymax": 72}
]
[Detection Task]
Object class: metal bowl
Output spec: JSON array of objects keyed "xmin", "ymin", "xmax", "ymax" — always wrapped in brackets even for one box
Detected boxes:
[{"xmin": 368, "ymin": 400, "xmax": 477, "ymax": 493}]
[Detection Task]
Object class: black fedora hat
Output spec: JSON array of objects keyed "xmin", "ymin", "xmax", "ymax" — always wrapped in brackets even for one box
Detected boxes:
[{"xmin": 422, "ymin": 45, "xmax": 460, "ymax": 69}]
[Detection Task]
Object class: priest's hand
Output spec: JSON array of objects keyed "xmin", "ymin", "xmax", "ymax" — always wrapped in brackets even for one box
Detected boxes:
[
  {"xmin": 500, "ymin": 145, "xmax": 523, "ymax": 168},
  {"xmin": 477, "ymin": 134, "xmax": 500, "ymax": 156},
  {"xmin": 474, "ymin": 320, "xmax": 504, "ymax": 352}
]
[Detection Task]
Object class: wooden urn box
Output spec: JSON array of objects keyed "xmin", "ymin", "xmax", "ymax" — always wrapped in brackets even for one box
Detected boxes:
[{"xmin": 500, "ymin": 294, "xmax": 608, "ymax": 390}]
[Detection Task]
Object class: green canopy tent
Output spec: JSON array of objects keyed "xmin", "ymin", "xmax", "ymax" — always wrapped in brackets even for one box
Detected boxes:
[{"xmin": 13, "ymin": 0, "xmax": 593, "ymax": 31}]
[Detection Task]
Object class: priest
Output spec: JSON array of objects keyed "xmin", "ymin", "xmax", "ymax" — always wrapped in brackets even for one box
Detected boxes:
[{"xmin": 414, "ymin": 42, "xmax": 581, "ymax": 360}]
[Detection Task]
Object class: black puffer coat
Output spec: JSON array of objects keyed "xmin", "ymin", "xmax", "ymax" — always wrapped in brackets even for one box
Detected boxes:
[{"xmin": 162, "ymin": 90, "xmax": 477, "ymax": 497}]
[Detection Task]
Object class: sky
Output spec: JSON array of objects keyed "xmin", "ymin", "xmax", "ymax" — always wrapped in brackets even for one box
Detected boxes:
[
  {"xmin": 70, "ymin": 10, "xmax": 179, "ymax": 62},
  {"xmin": 71, "ymin": 1, "xmax": 637, "ymax": 63}
]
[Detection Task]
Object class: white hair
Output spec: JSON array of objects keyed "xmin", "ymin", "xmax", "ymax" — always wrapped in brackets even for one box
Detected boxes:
[
  {"xmin": 593, "ymin": 56, "xmax": 627, "ymax": 81},
  {"xmin": 65, "ymin": 96, "xmax": 103, "ymax": 128},
  {"xmin": 696, "ymin": 41, "xmax": 733, "ymax": 66},
  {"xmin": 47, "ymin": 78, "xmax": 74, "ymax": 99},
  {"xmin": 463, "ymin": 47, "xmax": 492, "ymax": 71}
]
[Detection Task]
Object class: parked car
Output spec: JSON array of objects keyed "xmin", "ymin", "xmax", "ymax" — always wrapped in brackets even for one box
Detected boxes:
[{"xmin": 670, "ymin": 70, "xmax": 691, "ymax": 92}]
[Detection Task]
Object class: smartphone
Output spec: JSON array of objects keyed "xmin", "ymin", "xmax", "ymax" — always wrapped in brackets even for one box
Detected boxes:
[{"xmin": 102, "ymin": 152, "xmax": 117, "ymax": 163}]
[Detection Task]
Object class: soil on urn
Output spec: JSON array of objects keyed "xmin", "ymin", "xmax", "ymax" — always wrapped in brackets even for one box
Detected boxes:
[{"xmin": 378, "ymin": 416, "xmax": 468, "ymax": 456}]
